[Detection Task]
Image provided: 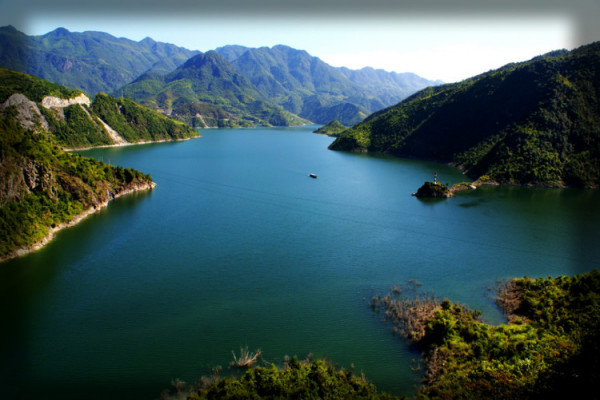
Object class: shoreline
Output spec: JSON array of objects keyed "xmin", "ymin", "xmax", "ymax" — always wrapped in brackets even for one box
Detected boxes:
[
  {"xmin": 0, "ymin": 181, "xmax": 156, "ymax": 264},
  {"xmin": 63, "ymin": 135, "xmax": 200, "ymax": 152},
  {"xmin": 334, "ymin": 148, "xmax": 597, "ymax": 189}
]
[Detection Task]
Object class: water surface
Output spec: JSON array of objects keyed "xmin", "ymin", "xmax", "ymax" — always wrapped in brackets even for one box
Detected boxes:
[{"xmin": 2, "ymin": 126, "xmax": 599, "ymax": 399}]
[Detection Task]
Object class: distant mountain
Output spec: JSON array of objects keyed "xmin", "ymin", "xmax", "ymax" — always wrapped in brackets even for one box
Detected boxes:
[
  {"xmin": 329, "ymin": 43, "xmax": 600, "ymax": 188},
  {"xmin": 0, "ymin": 25, "xmax": 199, "ymax": 95},
  {"xmin": 121, "ymin": 51, "xmax": 309, "ymax": 127},
  {"xmin": 0, "ymin": 26, "xmax": 439, "ymax": 127},
  {"xmin": 0, "ymin": 67, "xmax": 198, "ymax": 149},
  {"xmin": 216, "ymin": 44, "xmax": 440, "ymax": 125}
]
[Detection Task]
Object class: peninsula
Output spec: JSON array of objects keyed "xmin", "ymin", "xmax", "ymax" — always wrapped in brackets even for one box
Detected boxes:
[{"xmin": 0, "ymin": 67, "xmax": 199, "ymax": 262}]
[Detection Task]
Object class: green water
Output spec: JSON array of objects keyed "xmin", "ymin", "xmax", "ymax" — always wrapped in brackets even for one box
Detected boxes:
[{"xmin": 2, "ymin": 126, "xmax": 599, "ymax": 399}]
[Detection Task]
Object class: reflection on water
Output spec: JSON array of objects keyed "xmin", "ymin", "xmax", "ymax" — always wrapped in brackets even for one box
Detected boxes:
[{"xmin": 2, "ymin": 126, "xmax": 599, "ymax": 400}]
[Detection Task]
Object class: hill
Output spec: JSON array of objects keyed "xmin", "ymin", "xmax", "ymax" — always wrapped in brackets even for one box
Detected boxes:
[
  {"xmin": 0, "ymin": 26, "xmax": 439, "ymax": 128},
  {"xmin": 314, "ymin": 119, "xmax": 347, "ymax": 136},
  {"xmin": 0, "ymin": 25, "xmax": 199, "ymax": 95},
  {"xmin": 216, "ymin": 44, "xmax": 440, "ymax": 125},
  {"xmin": 329, "ymin": 44, "xmax": 600, "ymax": 187},
  {"xmin": 0, "ymin": 67, "xmax": 199, "ymax": 149},
  {"xmin": 121, "ymin": 51, "xmax": 309, "ymax": 127},
  {"xmin": 0, "ymin": 110, "xmax": 155, "ymax": 261}
]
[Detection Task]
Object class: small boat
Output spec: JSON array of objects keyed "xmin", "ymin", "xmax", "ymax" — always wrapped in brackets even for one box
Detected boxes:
[{"xmin": 309, "ymin": 173, "xmax": 317, "ymax": 179}]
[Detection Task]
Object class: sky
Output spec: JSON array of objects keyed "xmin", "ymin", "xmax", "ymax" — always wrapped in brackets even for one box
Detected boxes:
[{"xmin": 1, "ymin": 0, "xmax": 598, "ymax": 83}]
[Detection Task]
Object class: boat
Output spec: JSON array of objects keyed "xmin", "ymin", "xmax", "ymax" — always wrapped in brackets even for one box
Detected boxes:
[{"xmin": 309, "ymin": 173, "xmax": 317, "ymax": 179}]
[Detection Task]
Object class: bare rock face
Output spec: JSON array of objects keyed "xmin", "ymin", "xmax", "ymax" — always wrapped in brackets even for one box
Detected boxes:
[
  {"xmin": 40, "ymin": 93, "xmax": 91, "ymax": 108},
  {"xmin": 0, "ymin": 93, "xmax": 49, "ymax": 131}
]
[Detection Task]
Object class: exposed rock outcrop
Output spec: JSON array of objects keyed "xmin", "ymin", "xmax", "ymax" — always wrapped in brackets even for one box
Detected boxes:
[
  {"xmin": 0, "ymin": 93, "xmax": 49, "ymax": 131},
  {"xmin": 41, "ymin": 93, "xmax": 91, "ymax": 108}
]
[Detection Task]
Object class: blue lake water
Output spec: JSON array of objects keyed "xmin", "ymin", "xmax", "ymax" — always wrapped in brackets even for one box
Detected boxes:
[{"xmin": 2, "ymin": 125, "xmax": 599, "ymax": 399}]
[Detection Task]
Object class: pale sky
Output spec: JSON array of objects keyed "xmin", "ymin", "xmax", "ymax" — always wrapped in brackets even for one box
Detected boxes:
[{"xmin": 0, "ymin": 0, "xmax": 596, "ymax": 83}]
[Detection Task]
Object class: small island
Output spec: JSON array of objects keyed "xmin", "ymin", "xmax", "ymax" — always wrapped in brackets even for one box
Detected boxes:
[
  {"xmin": 413, "ymin": 173, "xmax": 476, "ymax": 198},
  {"xmin": 313, "ymin": 119, "xmax": 347, "ymax": 137}
]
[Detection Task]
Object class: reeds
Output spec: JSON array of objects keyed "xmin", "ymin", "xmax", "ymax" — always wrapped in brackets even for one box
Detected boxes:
[
  {"xmin": 372, "ymin": 282, "xmax": 440, "ymax": 343},
  {"xmin": 230, "ymin": 346, "xmax": 262, "ymax": 368}
]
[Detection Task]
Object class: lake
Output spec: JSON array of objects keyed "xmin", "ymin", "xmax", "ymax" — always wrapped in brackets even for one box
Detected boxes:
[{"xmin": 2, "ymin": 125, "xmax": 599, "ymax": 399}]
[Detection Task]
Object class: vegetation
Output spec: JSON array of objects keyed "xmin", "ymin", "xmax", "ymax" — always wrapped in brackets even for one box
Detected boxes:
[
  {"xmin": 413, "ymin": 181, "xmax": 450, "ymax": 198},
  {"xmin": 313, "ymin": 119, "xmax": 347, "ymax": 136},
  {"xmin": 39, "ymin": 102, "xmax": 113, "ymax": 148},
  {"xmin": 162, "ymin": 355, "xmax": 403, "ymax": 400},
  {"xmin": 1, "ymin": 26, "xmax": 438, "ymax": 127},
  {"xmin": 373, "ymin": 271, "xmax": 600, "ymax": 399},
  {"xmin": 91, "ymin": 93, "xmax": 198, "ymax": 142},
  {"xmin": 217, "ymin": 45, "xmax": 438, "ymax": 125},
  {"xmin": 121, "ymin": 51, "xmax": 310, "ymax": 127},
  {"xmin": 0, "ymin": 111, "xmax": 153, "ymax": 259},
  {"xmin": 330, "ymin": 43, "xmax": 600, "ymax": 187},
  {"xmin": 0, "ymin": 66, "xmax": 82, "ymax": 103},
  {"xmin": 0, "ymin": 67, "xmax": 199, "ymax": 148}
]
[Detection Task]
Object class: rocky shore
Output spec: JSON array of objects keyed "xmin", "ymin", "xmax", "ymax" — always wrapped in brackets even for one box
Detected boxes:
[{"xmin": 0, "ymin": 180, "xmax": 156, "ymax": 263}]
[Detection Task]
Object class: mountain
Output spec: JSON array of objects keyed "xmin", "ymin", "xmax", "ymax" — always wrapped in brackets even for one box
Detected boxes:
[
  {"xmin": 121, "ymin": 51, "xmax": 309, "ymax": 127},
  {"xmin": 0, "ymin": 25, "xmax": 199, "ymax": 95},
  {"xmin": 0, "ymin": 67, "xmax": 199, "ymax": 149},
  {"xmin": 338, "ymin": 66, "xmax": 444, "ymax": 106},
  {"xmin": 216, "ymin": 44, "xmax": 440, "ymax": 125},
  {"xmin": 329, "ymin": 43, "xmax": 600, "ymax": 188}
]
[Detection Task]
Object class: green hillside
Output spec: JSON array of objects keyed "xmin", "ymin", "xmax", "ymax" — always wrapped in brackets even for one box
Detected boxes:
[
  {"xmin": 0, "ymin": 67, "xmax": 199, "ymax": 148},
  {"xmin": 121, "ymin": 51, "xmax": 309, "ymax": 127},
  {"xmin": 330, "ymin": 44, "xmax": 600, "ymax": 187},
  {"xmin": 0, "ymin": 112, "xmax": 154, "ymax": 260},
  {"xmin": 217, "ymin": 45, "xmax": 439, "ymax": 126},
  {"xmin": 314, "ymin": 119, "xmax": 347, "ymax": 136}
]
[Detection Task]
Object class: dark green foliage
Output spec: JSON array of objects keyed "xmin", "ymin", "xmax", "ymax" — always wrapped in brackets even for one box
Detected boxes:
[
  {"xmin": 389, "ymin": 270, "xmax": 600, "ymax": 399},
  {"xmin": 0, "ymin": 113, "xmax": 153, "ymax": 259},
  {"xmin": 330, "ymin": 43, "xmax": 600, "ymax": 187},
  {"xmin": 314, "ymin": 120, "xmax": 347, "ymax": 136},
  {"xmin": 186, "ymin": 358, "xmax": 404, "ymax": 400},
  {"xmin": 414, "ymin": 181, "xmax": 450, "ymax": 198},
  {"xmin": 91, "ymin": 93, "xmax": 197, "ymax": 142},
  {"xmin": 121, "ymin": 51, "xmax": 309, "ymax": 127},
  {"xmin": 0, "ymin": 66, "xmax": 82, "ymax": 102},
  {"xmin": 0, "ymin": 66, "xmax": 199, "ymax": 148},
  {"xmin": 40, "ymin": 103, "xmax": 113, "ymax": 148}
]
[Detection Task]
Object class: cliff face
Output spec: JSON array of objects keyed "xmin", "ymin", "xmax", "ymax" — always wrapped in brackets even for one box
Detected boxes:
[{"xmin": 0, "ymin": 112, "xmax": 155, "ymax": 262}]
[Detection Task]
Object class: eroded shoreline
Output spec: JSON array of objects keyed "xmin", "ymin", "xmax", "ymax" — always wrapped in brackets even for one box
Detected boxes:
[{"xmin": 0, "ymin": 181, "xmax": 156, "ymax": 264}]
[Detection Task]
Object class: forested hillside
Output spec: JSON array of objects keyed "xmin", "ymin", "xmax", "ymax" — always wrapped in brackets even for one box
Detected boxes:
[
  {"xmin": 0, "ymin": 111, "xmax": 154, "ymax": 261},
  {"xmin": 0, "ymin": 67, "xmax": 199, "ymax": 148},
  {"xmin": 121, "ymin": 51, "xmax": 309, "ymax": 127},
  {"xmin": 330, "ymin": 44, "xmax": 600, "ymax": 187},
  {"xmin": 216, "ymin": 44, "xmax": 439, "ymax": 125}
]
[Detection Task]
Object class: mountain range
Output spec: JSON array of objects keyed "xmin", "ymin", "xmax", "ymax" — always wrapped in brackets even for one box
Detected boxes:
[
  {"xmin": 329, "ymin": 43, "xmax": 600, "ymax": 187},
  {"xmin": 0, "ymin": 25, "xmax": 199, "ymax": 96},
  {"xmin": 0, "ymin": 26, "xmax": 440, "ymax": 126}
]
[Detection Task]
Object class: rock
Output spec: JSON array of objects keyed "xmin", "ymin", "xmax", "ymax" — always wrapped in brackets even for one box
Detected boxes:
[
  {"xmin": 414, "ymin": 181, "xmax": 450, "ymax": 198},
  {"xmin": 0, "ymin": 93, "xmax": 49, "ymax": 131},
  {"xmin": 40, "ymin": 93, "xmax": 91, "ymax": 109}
]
